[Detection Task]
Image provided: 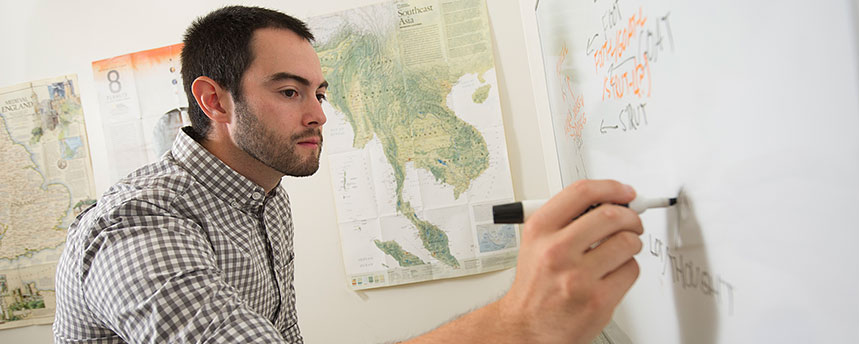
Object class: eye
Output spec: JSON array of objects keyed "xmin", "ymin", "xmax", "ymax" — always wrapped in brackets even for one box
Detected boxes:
[
  {"xmin": 316, "ymin": 93, "xmax": 327, "ymax": 103},
  {"xmin": 280, "ymin": 89, "xmax": 298, "ymax": 98}
]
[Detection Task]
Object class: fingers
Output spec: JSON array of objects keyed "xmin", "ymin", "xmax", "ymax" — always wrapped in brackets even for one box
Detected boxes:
[
  {"xmin": 498, "ymin": 179, "xmax": 644, "ymax": 342},
  {"xmin": 582, "ymin": 230, "xmax": 643, "ymax": 279},
  {"xmin": 597, "ymin": 258, "xmax": 640, "ymax": 308},
  {"xmin": 526, "ymin": 180, "xmax": 637, "ymax": 236},
  {"xmin": 564, "ymin": 204, "xmax": 643, "ymax": 253}
]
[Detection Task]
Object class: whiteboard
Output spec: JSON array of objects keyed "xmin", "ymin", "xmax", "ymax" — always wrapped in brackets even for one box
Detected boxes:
[{"xmin": 533, "ymin": 0, "xmax": 858, "ymax": 343}]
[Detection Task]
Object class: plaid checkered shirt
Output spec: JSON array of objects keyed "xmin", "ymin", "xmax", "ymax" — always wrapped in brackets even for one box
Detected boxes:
[{"xmin": 54, "ymin": 127, "xmax": 303, "ymax": 343}]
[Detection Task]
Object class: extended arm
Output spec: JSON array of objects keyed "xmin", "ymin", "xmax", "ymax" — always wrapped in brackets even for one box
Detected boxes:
[{"xmin": 405, "ymin": 180, "xmax": 644, "ymax": 344}]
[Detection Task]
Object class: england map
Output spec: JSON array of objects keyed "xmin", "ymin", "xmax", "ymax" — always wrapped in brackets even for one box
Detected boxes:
[{"xmin": 0, "ymin": 75, "xmax": 96, "ymax": 328}]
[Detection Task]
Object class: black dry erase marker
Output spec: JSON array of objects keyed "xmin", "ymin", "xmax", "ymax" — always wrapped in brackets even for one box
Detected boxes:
[{"xmin": 492, "ymin": 196, "xmax": 678, "ymax": 224}]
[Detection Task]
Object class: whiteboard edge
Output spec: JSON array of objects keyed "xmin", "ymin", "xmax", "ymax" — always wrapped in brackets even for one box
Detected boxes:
[{"xmin": 519, "ymin": 0, "xmax": 563, "ymax": 195}]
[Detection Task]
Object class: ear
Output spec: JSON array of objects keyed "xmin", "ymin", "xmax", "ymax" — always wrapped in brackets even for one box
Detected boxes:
[{"xmin": 191, "ymin": 76, "xmax": 233, "ymax": 124}]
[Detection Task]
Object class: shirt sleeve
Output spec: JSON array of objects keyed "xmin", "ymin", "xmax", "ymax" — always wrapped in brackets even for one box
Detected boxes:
[{"xmin": 80, "ymin": 199, "xmax": 291, "ymax": 343}]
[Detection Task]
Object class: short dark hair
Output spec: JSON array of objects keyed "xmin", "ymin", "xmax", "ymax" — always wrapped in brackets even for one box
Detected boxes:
[{"xmin": 181, "ymin": 6, "xmax": 314, "ymax": 139}]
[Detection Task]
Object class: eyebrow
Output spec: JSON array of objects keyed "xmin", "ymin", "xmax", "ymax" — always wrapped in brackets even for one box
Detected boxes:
[{"xmin": 266, "ymin": 72, "xmax": 328, "ymax": 89}]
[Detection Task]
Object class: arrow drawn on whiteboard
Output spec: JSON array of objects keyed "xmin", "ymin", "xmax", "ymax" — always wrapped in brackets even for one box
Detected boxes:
[
  {"xmin": 600, "ymin": 120, "xmax": 619, "ymax": 133},
  {"xmin": 586, "ymin": 33, "xmax": 600, "ymax": 55}
]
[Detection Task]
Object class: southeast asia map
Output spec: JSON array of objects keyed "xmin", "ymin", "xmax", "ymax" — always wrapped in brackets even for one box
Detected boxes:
[
  {"xmin": 308, "ymin": 0, "xmax": 517, "ymax": 289},
  {"xmin": 0, "ymin": 75, "xmax": 96, "ymax": 328}
]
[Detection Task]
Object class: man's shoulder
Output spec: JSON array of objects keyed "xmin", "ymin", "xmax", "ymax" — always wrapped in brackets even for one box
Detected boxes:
[
  {"xmin": 109, "ymin": 159, "xmax": 194, "ymax": 203},
  {"xmin": 85, "ymin": 156, "xmax": 209, "ymax": 225}
]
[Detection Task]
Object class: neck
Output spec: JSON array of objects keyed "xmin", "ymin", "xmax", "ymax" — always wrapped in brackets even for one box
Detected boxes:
[{"xmin": 200, "ymin": 136, "xmax": 283, "ymax": 193}]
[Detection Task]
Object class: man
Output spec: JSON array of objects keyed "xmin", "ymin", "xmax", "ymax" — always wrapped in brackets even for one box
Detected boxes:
[{"xmin": 54, "ymin": 6, "xmax": 643, "ymax": 343}]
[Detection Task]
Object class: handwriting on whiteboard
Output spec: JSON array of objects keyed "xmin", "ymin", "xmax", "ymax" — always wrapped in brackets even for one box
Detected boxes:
[
  {"xmin": 600, "ymin": 102, "xmax": 648, "ymax": 133},
  {"xmin": 648, "ymin": 234, "xmax": 736, "ymax": 315},
  {"xmin": 585, "ymin": 0, "xmax": 674, "ymax": 135},
  {"xmin": 556, "ymin": 44, "xmax": 587, "ymax": 148}
]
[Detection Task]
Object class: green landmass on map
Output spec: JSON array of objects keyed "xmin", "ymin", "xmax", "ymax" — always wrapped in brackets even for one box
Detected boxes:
[
  {"xmin": 30, "ymin": 127, "xmax": 43, "ymax": 144},
  {"xmin": 316, "ymin": 21, "xmax": 494, "ymax": 269},
  {"xmin": 472, "ymin": 84, "xmax": 491, "ymax": 103},
  {"xmin": 373, "ymin": 239, "xmax": 426, "ymax": 267}
]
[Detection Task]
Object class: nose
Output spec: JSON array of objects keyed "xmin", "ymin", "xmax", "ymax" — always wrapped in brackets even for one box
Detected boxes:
[{"xmin": 304, "ymin": 96, "xmax": 327, "ymax": 127}]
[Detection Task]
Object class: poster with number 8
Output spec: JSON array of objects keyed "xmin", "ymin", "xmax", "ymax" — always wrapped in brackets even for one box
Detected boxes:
[{"xmin": 92, "ymin": 43, "xmax": 190, "ymax": 183}]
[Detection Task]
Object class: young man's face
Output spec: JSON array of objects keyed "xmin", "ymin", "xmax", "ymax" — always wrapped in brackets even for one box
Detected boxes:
[{"xmin": 232, "ymin": 27, "xmax": 328, "ymax": 177}]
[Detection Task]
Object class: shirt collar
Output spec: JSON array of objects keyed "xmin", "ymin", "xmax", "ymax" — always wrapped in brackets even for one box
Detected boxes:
[{"xmin": 171, "ymin": 127, "xmax": 273, "ymax": 211}]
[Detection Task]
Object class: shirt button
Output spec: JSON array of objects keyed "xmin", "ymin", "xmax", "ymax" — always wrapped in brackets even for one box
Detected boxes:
[
  {"xmin": 230, "ymin": 200, "xmax": 240, "ymax": 208},
  {"xmin": 252, "ymin": 192, "xmax": 262, "ymax": 200}
]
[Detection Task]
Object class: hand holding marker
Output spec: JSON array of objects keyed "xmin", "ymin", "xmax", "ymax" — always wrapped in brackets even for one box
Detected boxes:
[{"xmin": 493, "ymin": 195, "xmax": 678, "ymax": 224}]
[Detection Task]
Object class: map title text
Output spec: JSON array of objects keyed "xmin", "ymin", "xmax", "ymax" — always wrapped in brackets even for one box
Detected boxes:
[
  {"xmin": 397, "ymin": 5, "xmax": 434, "ymax": 25},
  {"xmin": 1, "ymin": 97, "xmax": 34, "ymax": 113}
]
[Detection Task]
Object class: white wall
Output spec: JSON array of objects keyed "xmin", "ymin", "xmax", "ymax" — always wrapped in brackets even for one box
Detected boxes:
[{"xmin": 0, "ymin": 0, "xmax": 550, "ymax": 342}]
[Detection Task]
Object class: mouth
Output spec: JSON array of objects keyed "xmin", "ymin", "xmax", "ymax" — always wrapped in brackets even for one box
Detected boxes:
[{"xmin": 296, "ymin": 135, "xmax": 322, "ymax": 148}]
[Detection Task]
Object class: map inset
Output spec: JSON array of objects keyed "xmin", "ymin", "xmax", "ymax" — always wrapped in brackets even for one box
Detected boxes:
[
  {"xmin": 310, "ymin": 0, "xmax": 517, "ymax": 289},
  {"xmin": 0, "ymin": 75, "xmax": 96, "ymax": 328}
]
